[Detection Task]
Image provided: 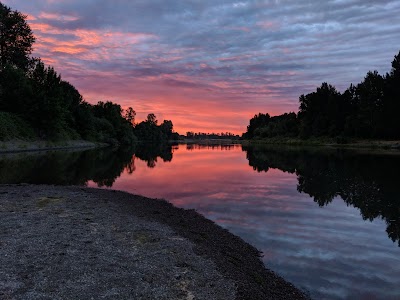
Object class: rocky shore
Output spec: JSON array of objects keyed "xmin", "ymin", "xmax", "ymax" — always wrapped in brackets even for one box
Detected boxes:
[{"xmin": 0, "ymin": 184, "xmax": 307, "ymax": 299}]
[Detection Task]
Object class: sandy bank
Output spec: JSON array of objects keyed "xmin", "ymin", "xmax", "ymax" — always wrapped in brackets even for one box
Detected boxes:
[{"xmin": 0, "ymin": 185, "xmax": 307, "ymax": 300}]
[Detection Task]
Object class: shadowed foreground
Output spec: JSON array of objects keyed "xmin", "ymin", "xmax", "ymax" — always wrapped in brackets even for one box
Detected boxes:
[{"xmin": 0, "ymin": 185, "xmax": 307, "ymax": 300}]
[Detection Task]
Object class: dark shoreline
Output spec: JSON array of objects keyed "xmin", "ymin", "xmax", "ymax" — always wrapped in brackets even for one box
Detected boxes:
[
  {"xmin": 0, "ymin": 140, "xmax": 109, "ymax": 154},
  {"xmin": 0, "ymin": 184, "xmax": 307, "ymax": 300},
  {"xmin": 241, "ymin": 139, "xmax": 400, "ymax": 156}
]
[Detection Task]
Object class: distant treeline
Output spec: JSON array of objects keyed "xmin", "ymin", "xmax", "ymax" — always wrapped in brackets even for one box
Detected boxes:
[
  {"xmin": 0, "ymin": 2, "xmax": 176, "ymax": 144},
  {"xmin": 186, "ymin": 131, "xmax": 240, "ymax": 140},
  {"xmin": 243, "ymin": 51, "xmax": 400, "ymax": 141}
]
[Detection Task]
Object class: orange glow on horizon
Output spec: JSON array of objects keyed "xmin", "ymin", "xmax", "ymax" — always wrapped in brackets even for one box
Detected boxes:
[{"xmin": 24, "ymin": 8, "xmax": 298, "ymax": 135}]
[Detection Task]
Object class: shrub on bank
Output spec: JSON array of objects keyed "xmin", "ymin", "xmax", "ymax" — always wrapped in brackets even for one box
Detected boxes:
[{"xmin": 0, "ymin": 112, "xmax": 35, "ymax": 141}]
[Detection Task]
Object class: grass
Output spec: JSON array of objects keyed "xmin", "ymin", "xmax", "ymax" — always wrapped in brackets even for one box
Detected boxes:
[{"xmin": 0, "ymin": 112, "xmax": 36, "ymax": 141}]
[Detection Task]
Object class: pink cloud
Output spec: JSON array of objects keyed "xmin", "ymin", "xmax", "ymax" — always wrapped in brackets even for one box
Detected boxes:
[
  {"xmin": 39, "ymin": 12, "xmax": 79, "ymax": 22},
  {"xmin": 19, "ymin": 6, "xmax": 302, "ymax": 135}
]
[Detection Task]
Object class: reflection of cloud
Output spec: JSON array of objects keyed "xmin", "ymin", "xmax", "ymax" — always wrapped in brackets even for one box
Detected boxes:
[
  {"xmin": 96, "ymin": 144, "xmax": 400, "ymax": 299},
  {"xmin": 4, "ymin": 0, "xmax": 400, "ymax": 133}
]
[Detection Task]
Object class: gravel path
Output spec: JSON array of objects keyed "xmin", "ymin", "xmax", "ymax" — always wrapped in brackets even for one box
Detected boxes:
[{"xmin": 0, "ymin": 184, "xmax": 307, "ymax": 300}]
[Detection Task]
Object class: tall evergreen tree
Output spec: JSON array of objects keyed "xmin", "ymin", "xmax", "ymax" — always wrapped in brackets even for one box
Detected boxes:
[
  {"xmin": 0, "ymin": 2, "xmax": 35, "ymax": 70},
  {"xmin": 383, "ymin": 51, "xmax": 400, "ymax": 138}
]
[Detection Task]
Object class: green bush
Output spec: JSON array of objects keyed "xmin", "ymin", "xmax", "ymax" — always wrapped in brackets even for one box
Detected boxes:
[{"xmin": 0, "ymin": 112, "xmax": 36, "ymax": 141}]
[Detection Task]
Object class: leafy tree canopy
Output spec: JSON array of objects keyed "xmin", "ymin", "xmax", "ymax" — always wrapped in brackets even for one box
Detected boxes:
[
  {"xmin": 0, "ymin": 2, "xmax": 35, "ymax": 70},
  {"xmin": 244, "ymin": 50, "xmax": 400, "ymax": 140}
]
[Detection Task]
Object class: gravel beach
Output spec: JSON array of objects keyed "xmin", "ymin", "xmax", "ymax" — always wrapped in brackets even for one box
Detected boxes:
[{"xmin": 0, "ymin": 184, "xmax": 307, "ymax": 300}]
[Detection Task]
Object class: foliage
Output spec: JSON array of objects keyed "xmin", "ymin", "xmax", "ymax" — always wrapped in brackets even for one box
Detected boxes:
[
  {"xmin": 244, "ymin": 50, "xmax": 400, "ymax": 141},
  {"xmin": 298, "ymin": 83, "xmax": 345, "ymax": 138},
  {"xmin": 0, "ymin": 2, "xmax": 35, "ymax": 70},
  {"xmin": 242, "ymin": 113, "xmax": 270, "ymax": 139},
  {"xmin": 0, "ymin": 2, "xmax": 175, "ymax": 145},
  {"xmin": 124, "ymin": 107, "xmax": 136, "ymax": 125},
  {"xmin": 254, "ymin": 113, "xmax": 299, "ymax": 138},
  {"xmin": 0, "ymin": 111, "xmax": 34, "ymax": 140},
  {"xmin": 134, "ymin": 114, "xmax": 174, "ymax": 142}
]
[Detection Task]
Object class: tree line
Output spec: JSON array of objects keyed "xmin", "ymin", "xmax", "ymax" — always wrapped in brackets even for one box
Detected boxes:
[
  {"xmin": 186, "ymin": 131, "xmax": 240, "ymax": 140},
  {"xmin": 243, "ymin": 51, "xmax": 400, "ymax": 141},
  {"xmin": 0, "ymin": 2, "xmax": 176, "ymax": 144}
]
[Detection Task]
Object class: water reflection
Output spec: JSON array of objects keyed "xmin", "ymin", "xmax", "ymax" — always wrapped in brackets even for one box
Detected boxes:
[
  {"xmin": 1, "ymin": 145, "xmax": 399, "ymax": 246},
  {"xmin": 186, "ymin": 144, "xmax": 238, "ymax": 151},
  {"xmin": 1, "ymin": 144, "xmax": 400, "ymax": 299},
  {"xmin": 134, "ymin": 143, "xmax": 173, "ymax": 168},
  {"xmin": 244, "ymin": 145, "xmax": 400, "ymax": 247},
  {"xmin": 0, "ymin": 147, "xmax": 131, "ymax": 186},
  {"xmin": 0, "ymin": 143, "xmax": 173, "ymax": 186}
]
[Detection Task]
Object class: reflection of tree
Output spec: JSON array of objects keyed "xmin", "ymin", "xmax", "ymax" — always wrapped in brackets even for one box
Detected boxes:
[
  {"xmin": 126, "ymin": 155, "xmax": 136, "ymax": 174},
  {"xmin": 89, "ymin": 147, "xmax": 136, "ymax": 187},
  {"xmin": 186, "ymin": 144, "xmax": 238, "ymax": 151},
  {"xmin": 0, "ymin": 147, "xmax": 136, "ymax": 187},
  {"xmin": 0, "ymin": 143, "xmax": 174, "ymax": 187},
  {"xmin": 0, "ymin": 143, "xmax": 175, "ymax": 187},
  {"xmin": 243, "ymin": 145, "xmax": 400, "ymax": 246},
  {"xmin": 133, "ymin": 143, "xmax": 173, "ymax": 168},
  {"xmin": 243, "ymin": 146, "xmax": 297, "ymax": 173}
]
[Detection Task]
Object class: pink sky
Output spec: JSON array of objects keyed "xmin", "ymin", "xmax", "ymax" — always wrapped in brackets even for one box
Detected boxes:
[{"xmin": 3, "ymin": 1, "xmax": 400, "ymax": 134}]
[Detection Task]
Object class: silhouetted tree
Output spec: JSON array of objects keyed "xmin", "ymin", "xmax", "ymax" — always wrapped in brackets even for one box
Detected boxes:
[
  {"xmin": 244, "ymin": 51, "xmax": 400, "ymax": 141},
  {"xmin": 0, "ymin": 63, "xmax": 33, "ymax": 114},
  {"xmin": 28, "ymin": 60, "xmax": 69, "ymax": 138},
  {"xmin": 91, "ymin": 101, "xmax": 137, "ymax": 145},
  {"xmin": 160, "ymin": 120, "xmax": 173, "ymax": 140},
  {"xmin": 243, "ymin": 113, "xmax": 270, "ymax": 139},
  {"xmin": 146, "ymin": 113, "xmax": 157, "ymax": 125},
  {"xmin": 298, "ymin": 82, "xmax": 342, "ymax": 138},
  {"xmin": 134, "ymin": 114, "xmax": 174, "ymax": 142},
  {"xmin": 351, "ymin": 71, "xmax": 385, "ymax": 137},
  {"xmin": 383, "ymin": 51, "xmax": 400, "ymax": 138},
  {"xmin": 0, "ymin": 2, "xmax": 35, "ymax": 70},
  {"xmin": 253, "ymin": 113, "xmax": 299, "ymax": 138},
  {"xmin": 0, "ymin": 2, "xmax": 171, "ymax": 144},
  {"xmin": 124, "ymin": 107, "xmax": 136, "ymax": 125}
]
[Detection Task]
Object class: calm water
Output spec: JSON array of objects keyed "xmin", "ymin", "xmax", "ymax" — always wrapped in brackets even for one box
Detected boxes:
[{"xmin": 1, "ymin": 144, "xmax": 399, "ymax": 299}]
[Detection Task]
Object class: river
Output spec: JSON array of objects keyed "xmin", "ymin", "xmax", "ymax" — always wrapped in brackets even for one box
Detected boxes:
[{"xmin": 1, "ymin": 143, "xmax": 399, "ymax": 299}]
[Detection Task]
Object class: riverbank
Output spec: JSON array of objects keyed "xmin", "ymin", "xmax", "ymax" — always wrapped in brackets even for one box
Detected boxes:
[
  {"xmin": 0, "ymin": 184, "xmax": 307, "ymax": 300},
  {"xmin": 0, "ymin": 140, "xmax": 108, "ymax": 154},
  {"xmin": 243, "ymin": 137, "xmax": 400, "ymax": 151}
]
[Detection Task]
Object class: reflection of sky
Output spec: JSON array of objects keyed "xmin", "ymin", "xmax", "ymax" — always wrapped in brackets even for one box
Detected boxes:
[{"xmin": 89, "ymin": 145, "xmax": 400, "ymax": 299}]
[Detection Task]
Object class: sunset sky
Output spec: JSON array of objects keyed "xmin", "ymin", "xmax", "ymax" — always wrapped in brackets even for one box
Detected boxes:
[{"xmin": 3, "ymin": 0, "xmax": 400, "ymax": 134}]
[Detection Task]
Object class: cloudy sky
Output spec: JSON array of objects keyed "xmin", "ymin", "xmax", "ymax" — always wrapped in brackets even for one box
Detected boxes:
[{"xmin": 3, "ymin": 0, "xmax": 400, "ymax": 134}]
